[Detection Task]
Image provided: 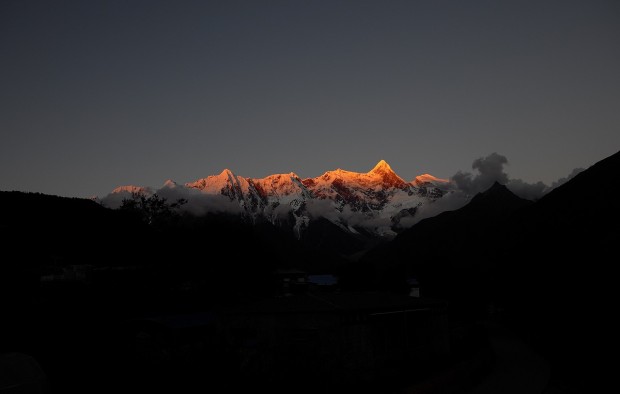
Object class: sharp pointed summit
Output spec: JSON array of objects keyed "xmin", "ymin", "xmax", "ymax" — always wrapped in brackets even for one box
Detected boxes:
[
  {"xmin": 162, "ymin": 179, "xmax": 178, "ymax": 188},
  {"xmin": 462, "ymin": 181, "xmax": 532, "ymax": 216},
  {"xmin": 102, "ymin": 159, "xmax": 451, "ymax": 237},
  {"xmin": 370, "ymin": 159, "xmax": 393, "ymax": 174},
  {"xmin": 365, "ymin": 159, "xmax": 407, "ymax": 187}
]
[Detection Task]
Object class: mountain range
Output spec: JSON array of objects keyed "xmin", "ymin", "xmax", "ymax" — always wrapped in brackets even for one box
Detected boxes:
[
  {"xmin": 100, "ymin": 160, "xmax": 450, "ymax": 238},
  {"xmin": 2, "ymin": 150, "xmax": 618, "ymax": 392}
]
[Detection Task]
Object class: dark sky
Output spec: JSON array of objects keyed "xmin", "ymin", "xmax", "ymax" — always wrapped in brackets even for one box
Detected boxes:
[{"xmin": 1, "ymin": 0, "xmax": 619, "ymax": 198}]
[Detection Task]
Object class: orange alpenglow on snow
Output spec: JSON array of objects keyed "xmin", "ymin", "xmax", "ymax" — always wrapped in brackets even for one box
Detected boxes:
[
  {"xmin": 111, "ymin": 185, "xmax": 152, "ymax": 195},
  {"xmin": 370, "ymin": 159, "xmax": 393, "ymax": 172},
  {"xmin": 303, "ymin": 159, "xmax": 409, "ymax": 192},
  {"xmin": 101, "ymin": 159, "xmax": 450, "ymax": 238},
  {"xmin": 413, "ymin": 174, "xmax": 450, "ymax": 185},
  {"xmin": 111, "ymin": 161, "xmax": 448, "ymax": 198}
]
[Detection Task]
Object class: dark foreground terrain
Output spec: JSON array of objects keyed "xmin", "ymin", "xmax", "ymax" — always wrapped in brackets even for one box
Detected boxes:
[
  {"xmin": 2, "ymin": 150, "xmax": 619, "ymax": 393},
  {"xmin": 2, "ymin": 266, "xmax": 496, "ymax": 394}
]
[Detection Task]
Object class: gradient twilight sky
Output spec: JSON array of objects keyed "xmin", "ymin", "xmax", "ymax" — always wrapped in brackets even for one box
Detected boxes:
[{"xmin": 1, "ymin": 0, "xmax": 619, "ymax": 198}]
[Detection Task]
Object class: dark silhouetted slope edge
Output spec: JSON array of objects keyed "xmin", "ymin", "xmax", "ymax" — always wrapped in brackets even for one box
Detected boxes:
[
  {"xmin": 389, "ymin": 181, "xmax": 531, "ymax": 260},
  {"xmin": 0, "ymin": 192, "xmax": 306, "ymax": 393},
  {"xmin": 0, "ymin": 190, "xmax": 349, "ymax": 304},
  {"xmin": 499, "ymin": 149, "xmax": 620, "ymax": 391},
  {"xmin": 501, "ymin": 148, "xmax": 620, "ymax": 309},
  {"xmin": 359, "ymin": 149, "xmax": 620, "ymax": 391},
  {"xmin": 356, "ymin": 182, "xmax": 532, "ymax": 299},
  {"xmin": 0, "ymin": 191, "xmax": 147, "ymax": 267}
]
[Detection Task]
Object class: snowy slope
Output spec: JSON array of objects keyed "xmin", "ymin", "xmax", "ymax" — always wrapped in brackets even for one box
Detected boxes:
[{"xmin": 101, "ymin": 160, "xmax": 449, "ymax": 237}]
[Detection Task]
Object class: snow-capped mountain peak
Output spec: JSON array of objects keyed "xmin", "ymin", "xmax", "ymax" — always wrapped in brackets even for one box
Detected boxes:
[
  {"xmin": 185, "ymin": 169, "xmax": 242, "ymax": 194},
  {"xmin": 111, "ymin": 185, "xmax": 152, "ymax": 195},
  {"xmin": 101, "ymin": 161, "xmax": 450, "ymax": 238},
  {"xmin": 413, "ymin": 174, "xmax": 450, "ymax": 187},
  {"xmin": 367, "ymin": 159, "xmax": 406, "ymax": 187},
  {"xmin": 162, "ymin": 179, "xmax": 178, "ymax": 188},
  {"xmin": 370, "ymin": 159, "xmax": 392, "ymax": 173}
]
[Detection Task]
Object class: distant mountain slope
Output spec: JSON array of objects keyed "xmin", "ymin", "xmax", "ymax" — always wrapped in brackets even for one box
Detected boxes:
[
  {"xmin": 513, "ymin": 148, "xmax": 620, "ymax": 238},
  {"xmin": 357, "ymin": 149, "xmax": 620, "ymax": 391},
  {"xmin": 101, "ymin": 160, "xmax": 448, "ymax": 238},
  {"xmin": 357, "ymin": 182, "xmax": 532, "ymax": 298},
  {"xmin": 500, "ymin": 150, "xmax": 620, "ymax": 392},
  {"xmin": 383, "ymin": 181, "xmax": 532, "ymax": 260},
  {"xmin": 500, "ymin": 149, "xmax": 620, "ymax": 293},
  {"xmin": 0, "ymin": 191, "xmax": 147, "ymax": 267}
]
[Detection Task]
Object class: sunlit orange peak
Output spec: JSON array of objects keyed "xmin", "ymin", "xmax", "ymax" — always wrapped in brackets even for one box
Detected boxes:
[
  {"xmin": 112, "ymin": 185, "xmax": 149, "ymax": 194},
  {"xmin": 414, "ymin": 174, "xmax": 449, "ymax": 184},
  {"xmin": 370, "ymin": 159, "xmax": 393, "ymax": 173}
]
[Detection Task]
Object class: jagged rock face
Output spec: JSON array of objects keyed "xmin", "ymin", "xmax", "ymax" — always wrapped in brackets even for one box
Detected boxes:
[{"xmin": 104, "ymin": 160, "xmax": 450, "ymax": 238}]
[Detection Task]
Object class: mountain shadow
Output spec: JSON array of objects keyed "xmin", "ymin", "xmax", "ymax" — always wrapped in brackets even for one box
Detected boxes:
[
  {"xmin": 358, "ymin": 149, "xmax": 620, "ymax": 391},
  {"xmin": 357, "ymin": 182, "xmax": 532, "ymax": 313},
  {"xmin": 497, "ymin": 149, "xmax": 620, "ymax": 390}
]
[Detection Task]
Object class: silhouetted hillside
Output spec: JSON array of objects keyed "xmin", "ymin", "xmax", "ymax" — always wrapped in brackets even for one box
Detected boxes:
[
  {"xmin": 0, "ymin": 191, "xmax": 311, "ymax": 303},
  {"xmin": 498, "ymin": 150, "xmax": 620, "ymax": 390},
  {"xmin": 358, "ymin": 149, "xmax": 620, "ymax": 391},
  {"xmin": 0, "ymin": 191, "xmax": 150, "ymax": 267},
  {"xmin": 356, "ymin": 182, "xmax": 532, "ymax": 305}
]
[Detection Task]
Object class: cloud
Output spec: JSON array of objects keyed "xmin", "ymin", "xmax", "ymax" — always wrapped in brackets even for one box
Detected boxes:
[
  {"xmin": 450, "ymin": 152, "xmax": 552, "ymax": 201},
  {"xmin": 405, "ymin": 191, "xmax": 471, "ymax": 226},
  {"xmin": 304, "ymin": 199, "xmax": 340, "ymax": 222},
  {"xmin": 100, "ymin": 183, "xmax": 242, "ymax": 215},
  {"xmin": 452, "ymin": 152, "xmax": 509, "ymax": 195},
  {"xmin": 341, "ymin": 205, "xmax": 392, "ymax": 230},
  {"xmin": 405, "ymin": 153, "xmax": 584, "ymax": 226},
  {"xmin": 506, "ymin": 179, "xmax": 547, "ymax": 201},
  {"xmin": 304, "ymin": 199, "xmax": 394, "ymax": 233},
  {"xmin": 410, "ymin": 152, "xmax": 521, "ymax": 226},
  {"xmin": 99, "ymin": 190, "xmax": 149, "ymax": 209},
  {"xmin": 269, "ymin": 202, "xmax": 295, "ymax": 219},
  {"xmin": 549, "ymin": 167, "xmax": 585, "ymax": 189}
]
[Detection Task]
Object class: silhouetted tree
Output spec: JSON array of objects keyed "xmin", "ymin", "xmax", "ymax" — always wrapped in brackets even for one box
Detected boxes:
[{"xmin": 120, "ymin": 193, "xmax": 186, "ymax": 228}]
